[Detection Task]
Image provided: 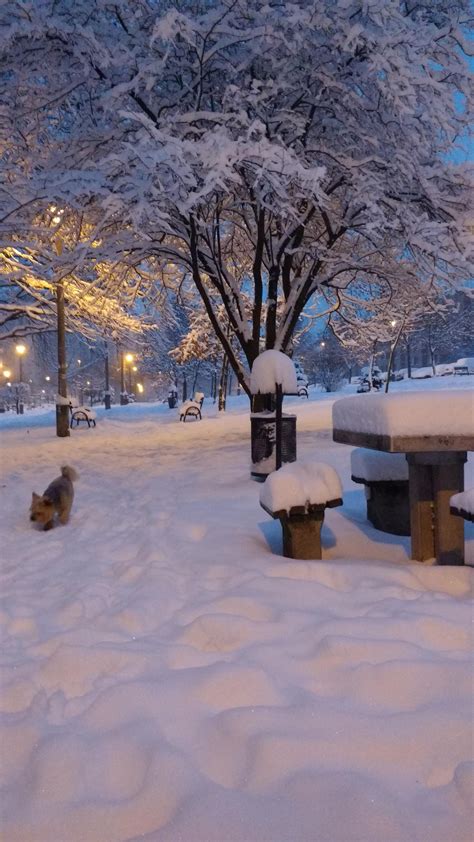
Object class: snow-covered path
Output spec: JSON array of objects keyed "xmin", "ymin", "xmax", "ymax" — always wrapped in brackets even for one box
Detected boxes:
[{"xmin": 0, "ymin": 391, "xmax": 472, "ymax": 841}]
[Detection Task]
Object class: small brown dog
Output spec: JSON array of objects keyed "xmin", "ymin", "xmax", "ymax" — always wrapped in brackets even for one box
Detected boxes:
[{"xmin": 30, "ymin": 466, "xmax": 78, "ymax": 530}]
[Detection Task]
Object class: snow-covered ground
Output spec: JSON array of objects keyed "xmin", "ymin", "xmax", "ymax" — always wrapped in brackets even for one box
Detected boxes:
[{"xmin": 1, "ymin": 377, "xmax": 473, "ymax": 842}]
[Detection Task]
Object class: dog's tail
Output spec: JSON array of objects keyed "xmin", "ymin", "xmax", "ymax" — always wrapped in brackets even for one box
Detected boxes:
[{"xmin": 61, "ymin": 465, "xmax": 79, "ymax": 482}]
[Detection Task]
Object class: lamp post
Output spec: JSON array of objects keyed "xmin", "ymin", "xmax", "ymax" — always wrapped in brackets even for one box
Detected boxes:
[
  {"xmin": 15, "ymin": 344, "xmax": 26, "ymax": 414},
  {"xmin": 50, "ymin": 209, "xmax": 70, "ymax": 437},
  {"xmin": 15, "ymin": 343, "xmax": 26, "ymax": 383},
  {"xmin": 125, "ymin": 353, "xmax": 134, "ymax": 395},
  {"xmin": 119, "ymin": 348, "xmax": 127, "ymax": 405}
]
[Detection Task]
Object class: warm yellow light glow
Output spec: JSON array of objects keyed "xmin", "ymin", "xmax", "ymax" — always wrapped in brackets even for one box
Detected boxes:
[
  {"xmin": 77, "ymin": 359, "xmax": 81, "ymax": 365},
  {"xmin": 41, "ymin": 389, "xmax": 45, "ymax": 394},
  {"xmin": 49, "ymin": 205, "xmax": 56, "ymax": 212},
  {"xmin": 52, "ymin": 216, "xmax": 61, "ymax": 224},
  {"xmin": 3, "ymin": 369, "xmax": 11, "ymax": 378},
  {"xmin": 391, "ymin": 320, "xmax": 397, "ymax": 327},
  {"xmin": 125, "ymin": 353, "xmax": 134, "ymax": 363},
  {"xmin": 132, "ymin": 365, "xmax": 137, "ymax": 372},
  {"xmin": 136, "ymin": 383, "xmax": 144, "ymax": 394},
  {"xmin": 7, "ymin": 381, "xmax": 11, "ymax": 387},
  {"xmin": 0, "ymin": 362, "xmax": 3, "ymax": 369},
  {"xmin": 15, "ymin": 344, "xmax": 26, "ymax": 356},
  {"xmin": 45, "ymin": 376, "xmax": 51, "ymax": 381}
]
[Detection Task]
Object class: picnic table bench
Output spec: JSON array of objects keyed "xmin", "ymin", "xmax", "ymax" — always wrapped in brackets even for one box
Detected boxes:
[
  {"xmin": 260, "ymin": 460, "xmax": 342, "ymax": 559},
  {"xmin": 350, "ymin": 448, "xmax": 410, "ymax": 536},
  {"xmin": 450, "ymin": 490, "xmax": 474, "ymax": 523},
  {"xmin": 333, "ymin": 391, "xmax": 474, "ymax": 565}
]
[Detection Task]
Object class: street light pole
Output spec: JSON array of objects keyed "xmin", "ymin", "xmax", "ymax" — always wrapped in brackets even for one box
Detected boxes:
[
  {"xmin": 104, "ymin": 340, "xmax": 111, "ymax": 410},
  {"xmin": 119, "ymin": 348, "xmax": 127, "ymax": 405},
  {"xmin": 15, "ymin": 344, "xmax": 26, "ymax": 414},
  {"xmin": 56, "ymin": 275, "xmax": 70, "ymax": 436}
]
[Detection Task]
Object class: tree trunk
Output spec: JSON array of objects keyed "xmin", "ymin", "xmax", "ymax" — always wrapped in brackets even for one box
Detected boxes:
[
  {"xmin": 265, "ymin": 265, "xmax": 279, "ymax": 349},
  {"xmin": 406, "ymin": 339, "xmax": 412, "ymax": 378},
  {"xmin": 191, "ymin": 360, "xmax": 201, "ymax": 396},
  {"xmin": 368, "ymin": 340, "xmax": 377, "ymax": 391},
  {"xmin": 385, "ymin": 326, "xmax": 404, "ymax": 393},
  {"xmin": 218, "ymin": 355, "xmax": 229, "ymax": 411},
  {"xmin": 182, "ymin": 375, "xmax": 188, "ymax": 402},
  {"xmin": 104, "ymin": 341, "xmax": 111, "ymax": 409},
  {"xmin": 428, "ymin": 331, "xmax": 436, "ymax": 376},
  {"xmin": 56, "ymin": 278, "xmax": 70, "ymax": 438}
]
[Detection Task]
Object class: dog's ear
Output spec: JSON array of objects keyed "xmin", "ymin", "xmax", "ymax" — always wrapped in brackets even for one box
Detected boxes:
[{"xmin": 32, "ymin": 492, "xmax": 40, "ymax": 503}]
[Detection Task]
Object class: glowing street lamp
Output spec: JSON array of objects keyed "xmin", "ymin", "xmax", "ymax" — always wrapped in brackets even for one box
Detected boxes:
[
  {"xmin": 125, "ymin": 353, "xmax": 134, "ymax": 393},
  {"xmin": 15, "ymin": 343, "xmax": 26, "ymax": 382},
  {"xmin": 45, "ymin": 375, "xmax": 51, "ymax": 382},
  {"xmin": 3, "ymin": 369, "xmax": 11, "ymax": 379}
]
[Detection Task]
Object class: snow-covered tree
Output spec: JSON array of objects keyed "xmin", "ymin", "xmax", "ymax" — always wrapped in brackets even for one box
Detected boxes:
[{"xmin": 0, "ymin": 0, "xmax": 471, "ymax": 396}]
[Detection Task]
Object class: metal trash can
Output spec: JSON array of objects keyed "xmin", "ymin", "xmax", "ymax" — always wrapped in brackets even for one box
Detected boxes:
[{"xmin": 251, "ymin": 412, "xmax": 296, "ymax": 480}]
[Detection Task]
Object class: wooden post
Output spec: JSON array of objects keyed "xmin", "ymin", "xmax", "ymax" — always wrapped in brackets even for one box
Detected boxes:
[
  {"xmin": 275, "ymin": 383, "xmax": 282, "ymax": 470},
  {"xmin": 407, "ymin": 451, "xmax": 466, "ymax": 564},
  {"xmin": 280, "ymin": 512, "xmax": 324, "ymax": 559},
  {"xmin": 407, "ymin": 455, "xmax": 434, "ymax": 561},
  {"xmin": 432, "ymin": 453, "xmax": 466, "ymax": 565},
  {"xmin": 56, "ymin": 278, "xmax": 70, "ymax": 438}
]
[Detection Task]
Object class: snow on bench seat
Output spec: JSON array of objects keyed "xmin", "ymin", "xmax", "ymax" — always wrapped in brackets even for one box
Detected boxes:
[
  {"xmin": 333, "ymin": 390, "xmax": 473, "ymax": 439},
  {"xmin": 260, "ymin": 461, "xmax": 342, "ymax": 515},
  {"xmin": 450, "ymin": 489, "xmax": 474, "ymax": 522},
  {"xmin": 73, "ymin": 406, "xmax": 96, "ymax": 420},
  {"xmin": 351, "ymin": 449, "xmax": 408, "ymax": 483},
  {"xmin": 179, "ymin": 400, "xmax": 202, "ymax": 421}
]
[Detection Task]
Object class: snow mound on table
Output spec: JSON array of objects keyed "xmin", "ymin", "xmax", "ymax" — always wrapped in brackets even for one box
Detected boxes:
[
  {"xmin": 351, "ymin": 449, "xmax": 408, "ymax": 482},
  {"xmin": 260, "ymin": 460, "xmax": 342, "ymax": 513},
  {"xmin": 333, "ymin": 390, "xmax": 474, "ymax": 437},
  {"xmin": 450, "ymin": 489, "xmax": 474, "ymax": 516},
  {"xmin": 250, "ymin": 350, "xmax": 297, "ymax": 395}
]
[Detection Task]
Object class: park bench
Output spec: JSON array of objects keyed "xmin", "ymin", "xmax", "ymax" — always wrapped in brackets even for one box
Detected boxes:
[
  {"xmin": 70, "ymin": 406, "xmax": 97, "ymax": 428},
  {"xmin": 450, "ymin": 490, "xmax": 474, "ymax": 523},
  {"xmin": 298, "ymin": 385, "xmax": 309, "ymax": 398},
  {"xmin": 260, "ymin": 460, "xmax": 342, "ymax": 559},
  {"xmin": 350, "ymin": 448, "xmax": 410, "ymax": 536},
  {"xmin": 179, "ymin": 400, "xmax": 202, "ymax": 422}
]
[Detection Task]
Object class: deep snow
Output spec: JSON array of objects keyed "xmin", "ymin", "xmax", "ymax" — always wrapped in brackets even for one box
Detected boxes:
[{"xmin": 0, "ymin": 378, "xmax": 473, "ymax": 842}]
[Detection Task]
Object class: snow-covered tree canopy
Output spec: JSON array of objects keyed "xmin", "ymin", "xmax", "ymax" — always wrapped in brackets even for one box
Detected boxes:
[
  {"xmin": 0, "ymin": 207, "xmax": 151, "ymax": 342},
  {"xmin": 1, "ymin": 0, "xmax": 471, "ymax": 393}
]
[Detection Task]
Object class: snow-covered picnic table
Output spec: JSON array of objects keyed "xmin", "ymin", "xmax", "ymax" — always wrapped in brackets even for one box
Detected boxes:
[{"xmin": 333, "ymin": 391, "xmax": 474, "ymax": 565}]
